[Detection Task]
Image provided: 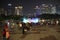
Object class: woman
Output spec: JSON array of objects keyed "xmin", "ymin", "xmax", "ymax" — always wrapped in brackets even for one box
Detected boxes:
[{"xmin": 5, "ymin": 28, "xmax": 10, "ymax": 40}]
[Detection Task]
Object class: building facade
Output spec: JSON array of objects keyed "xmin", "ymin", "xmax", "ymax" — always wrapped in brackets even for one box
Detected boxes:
[
  {"xmin": 34, "ymin": 4, "xmax": 57, "ymax": 15},
  {"xmin": 15, "ymin": 6, "xmax": 23, "ymax": 16},
  {"xmin": 0, "ymin": 8, "xmax": 7, "ymax": 16},
  {"xmin": 34, "ymin": 6, "xmax": 41, "ymax": 16}
]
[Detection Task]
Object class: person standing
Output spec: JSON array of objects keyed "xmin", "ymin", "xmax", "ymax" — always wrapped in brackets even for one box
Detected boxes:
[
  {"xmin": 5, "ymin": 28, "xmax": 10, "ymax": 40},
  {"xmin": 22, "ymin": 23, "xmax": 27, "ymax": 34},
  {"xmin": 4, "ymin": 23, "xmax": 10, "ymax": 40},
  {"xmin": 2, "ymin": 29, "xmax": 6, "ymax": 40}
]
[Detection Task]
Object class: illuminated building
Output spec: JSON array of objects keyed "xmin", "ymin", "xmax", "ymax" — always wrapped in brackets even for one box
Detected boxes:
[
  {"xmin": 0, "ymin": 8, "xmax": 7, "ymax": 15},
  {"xmin": 34, "ymin": 6, "xmax": 41, "ymax": 16},
  {"xmin": 41, "ymin": 4, "xmax": 56, "ymax": 14},
  {"xmin": 51, "ymin": 6, "xmax": 56, "ymax": 14},
  {"xmin": 7, "ymin": 3, "xmax": 12, "ymax": 15},
  {"xmin": 56, "ymin": 5, "xmax": 60, "ymax": 14},
  {"xmin": 41, "ymin": 4, "xmax": 51, "ymax": 14},
  {"xmin": 15, "ymin": 6, "xmax": 23, "ymax": 16}
]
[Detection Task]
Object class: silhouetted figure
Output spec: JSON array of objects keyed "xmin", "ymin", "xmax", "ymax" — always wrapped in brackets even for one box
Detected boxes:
[
  {"xmin": 2, "ymin": 29, "xmax": 6, "ymax": 40},
  {"xmin": 22, "ymin": 23, "xmax": 26, "ymax": 34},
  {"xmin": 22, "ymin": 23, "xmax": 29, "ymax": 34},
  {"xmin": 26, "ymin": 23, "xmax": 31, "ymax": 31}
]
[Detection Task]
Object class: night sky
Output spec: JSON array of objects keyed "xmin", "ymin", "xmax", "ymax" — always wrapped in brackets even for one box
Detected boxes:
[{"xmin": 0, "ymin": 0, "xmax": 60, "ymax": 14}]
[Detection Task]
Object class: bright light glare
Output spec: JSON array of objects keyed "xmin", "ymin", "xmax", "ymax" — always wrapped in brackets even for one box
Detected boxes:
[
  {"xmin": 19, "ymin": 24, "xmax": 22, "ymax": 27},
  {"xmin": 41, "ymin": 20, "xmax": 45, "ymax": 22},
  {"xmin": 56, "ymin": 21, "xmax": 59, "ymax": 24},
  {"xmin": 23, "ymin": 18, "xmax": 39, "ymax": 23},
  {"xmin": 23, "ymin": 18, "xmax": 27, "ymax": 23},
  {"xmin": 7, "ymin": 22, "xmax": 9, "ymax": 26},
  {"xmin": 31, "ymin": 18, "xmax": 38, "ymax": 23},
  {"xmin": 15, "ymin": 7, "xmax": 18, "ymax": 9}
]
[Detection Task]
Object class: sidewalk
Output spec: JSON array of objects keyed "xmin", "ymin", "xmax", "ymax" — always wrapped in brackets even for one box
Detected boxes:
[
  {"xmin": 0, "ymin": 26, "xmax": 60, "ymax": 40},
  {"xmin": 10, "ymin": 26, "xmax": 60, "ymax": 40}
]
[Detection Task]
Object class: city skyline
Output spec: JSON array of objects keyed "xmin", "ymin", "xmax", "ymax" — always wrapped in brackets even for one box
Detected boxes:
[{"xmin": 0, "ymin": 0, "xmax": 60, "ymax": 14}]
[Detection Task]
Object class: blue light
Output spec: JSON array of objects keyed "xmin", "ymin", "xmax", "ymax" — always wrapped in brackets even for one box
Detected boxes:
[
  {"xmin": 23, "ymin": 18, "xmax": 27, "ymax": 23},
  {"xmin": 23, "ymin": 18, "xmax": 39, "ymax": 23},
  {"xmin": 31, "ymin": 18, "xmax": 39, "ymax": 23}
]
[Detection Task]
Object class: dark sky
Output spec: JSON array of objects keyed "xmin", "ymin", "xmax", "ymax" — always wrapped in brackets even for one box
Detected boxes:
[{"xmin": 0, "ymin": 0, "xmax": 60, "ymax": 14}]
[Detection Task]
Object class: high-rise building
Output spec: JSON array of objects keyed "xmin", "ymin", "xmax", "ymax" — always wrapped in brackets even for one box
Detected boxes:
[
  {"xmin": 15, "ymin": 6, "xmax": 23, "ymax": 16},
  {"xmin": 56, "ymin": 5, "xmax": 60, "ymax": 14},
  {"xmin": 0, "ymin": 8, "xmax": 7, "ymax": 15},
  {"xmin": 40, "ymin": 4, "xmax": 56, "ymax": 14},
  {"xmin": 34, "ymin": 6, "xmax": 41, "ymax": 16},
  {"xmin": 7, "ymin": 3, "xmax": 12, "ymax": 15},
  {"xmin": 41, "ymin": 4, "xmax": 51, "ymax": 14},
  {"xmin": 51, "ymin": 6, "xmax": 56, "ymax": 14}
]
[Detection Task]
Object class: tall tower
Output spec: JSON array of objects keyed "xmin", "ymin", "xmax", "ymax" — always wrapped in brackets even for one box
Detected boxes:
[
  {"xmin": 15, "ymin": 6, "xmax": 23, "ymax": 16},
  {"xmin": 7, "ymin": 3, "xmax": 12, "ymax": 15},
  {"xmin": 34, "ymin": 6, "xmax": 41, "ymax": 16}
]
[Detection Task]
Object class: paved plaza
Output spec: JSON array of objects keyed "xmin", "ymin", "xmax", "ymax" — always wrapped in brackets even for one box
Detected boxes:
[{"xmin": 0, "ymin": 25, "xmax": 60, "ymax": 40}]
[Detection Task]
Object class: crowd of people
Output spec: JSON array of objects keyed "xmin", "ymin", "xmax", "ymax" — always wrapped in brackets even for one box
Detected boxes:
[{"xmin": 2, "ymin": 22, "xmax": 31, "ymax": 40}]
